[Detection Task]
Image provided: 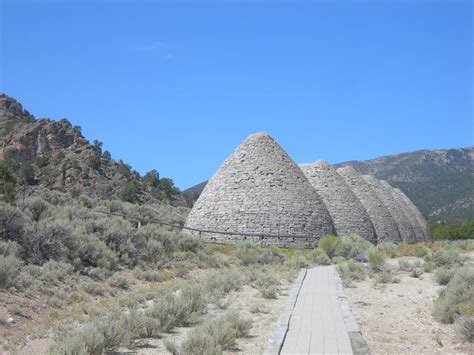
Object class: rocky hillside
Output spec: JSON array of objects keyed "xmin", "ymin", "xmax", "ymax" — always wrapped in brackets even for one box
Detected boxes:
[
  {"xmin": 0, "ymin": 94, "xmax": 186, "ymax": 206},
  {"xmin": 186, "ymin": 147, "xmax": 473, "ymax": 223}
]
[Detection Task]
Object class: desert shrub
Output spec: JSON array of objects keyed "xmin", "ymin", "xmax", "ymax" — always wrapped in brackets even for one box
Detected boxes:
[
  {"xmin": 74, "ymin": 233, "xmax": 117, "ymax": 269},
  {"xmin": 410, "ymin": 268, "xmax": 424, "ymax": 278},
  {"xmin": 337, "ymin": 260, "xmax": 366, "ymax": 286},
  {"xmin": 434, "ymin": 268, "xmax": 455, "ymax": 285},
  {"xmin": 256, "ymin": 248, "xmax": 285, "ymax": 265},
  {"xmin": 82, "ymin": 280, "xmax": 106, "ymax": 296},
  {"xmin": 180, "ymin": 310, "xmax": 251, "ymax": 355},
  {"xmin": 423, "ymin": 261, "xmax": 435, "ymax": 273},
  {"xmin": 307, "ymin": 248, "xmax": 331, "ymax": 265},
  {"xmin": 134, "ymin": 268, "xmax": 162, "ymax": 282},
  {"xmin": 92, "ymin": 313, "xmax": 128, "ymax": 349},
  {"xmin": 434, "ymin": 267, "xmax": 474, "ymax": 323},
  {"xmin": 24, "ymin": 197, "xmax": 50, "ymax": 222},
  {"xmin": 455, "ymin": 316, "xmax": 474, "ymax": 342},
  {"xmin": 374, "ymin": 271, "xmax": 400, "ymax": 284},
  {"xmin": 0, "ymin": 240, "xmax": 21, "ymax": 257},
  {"xmin": 331, "ymin": 256, "xmax": 346, "ymax": 264},
  {"xmin": 207, "ymin": 271, "xmax": 243, "ymax": 299},
  {"xmin": 430, "ymin": 250, "xmax": 464, "ymax": 268},
  {"xmin": 107, "ymin": 200, "xmax": 122, "ymax": 213},
  {"xmin": 398, "ymin": 242, "xmax": 430, "ymax": 258},
  {"xmin": 318, "ymin": 235, "xmax": 343, "ymax": 258},
  {"xmin": 234, "ymin": 241, "xmax": 258, "ymax": 266},
  {"xmin": 254, "ymin": 273, "xmax": 279, "ymax": 299},
  {"xmin": 50, "ymin": 324, "xmax": 105, "ymax": 355},
  {"xmin": 340, "ymin": 234, "xmax": 372, "ymax": 261},
  {"xmin": 108, "ymin": 273, "xmax": 129, "ymax": 289},
  {"xmin": 367, "ymin": 247, "xmax": 387, "ymax": 271},
  {"xmin": 0, "ymin": 255, "xmax": 22, "ymax": 289},
  {"xmin": 164, "ymin": 340, "xmax": 179, "ymax": 355},
  {"xmin": 379, "ymin": 241, "xmax": 398, "ymax": 257},
  {"xmin": 42, "ymin": 260, "xmax": 74, "ymax": 283},
  {"xmin": 399, "ymin": 258, "xmax": 421, "ymax": 272},
  {"xmin": 0, "ymin": 203, "xmax": 26, "ymax": 244},
  {"xmin": 284, "ymin": 252, "xmax": 309, "ymax": 269},
  {"xmin": 84, "ymin": 267, "xmax": 112, "ymax": 281}
]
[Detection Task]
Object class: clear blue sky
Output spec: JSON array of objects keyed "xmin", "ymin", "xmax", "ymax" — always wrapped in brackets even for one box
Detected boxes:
[{"xmin": 1, "ymin": 0, "xmax": 472, "ymax": 189}]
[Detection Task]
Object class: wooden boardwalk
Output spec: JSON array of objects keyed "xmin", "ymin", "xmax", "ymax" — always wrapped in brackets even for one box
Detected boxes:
[{"xmin": 280, "ymin": 266, "xmax": 354, "ymax": 355}]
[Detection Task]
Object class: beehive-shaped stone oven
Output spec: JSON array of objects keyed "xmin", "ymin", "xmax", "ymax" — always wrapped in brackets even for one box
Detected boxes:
[
  {"xmin": 380, "ymin": 180, "xmax": 425, "ymax": 243},
  {"xmin": 362, "ymin": 175, "xmax": 417, "ymax": 243},
  {"xmin": 300, "ymin": 161, "xmax": 377, "ymax": 244},
  {"xmin": 184, "ymin": 132, "xmax": 335, "ymax": 247},
  {"xmin": 392, "ymin": 187, "xmax": 432, "ymax": 242},
  {"xmin": 336, "ymin": 166, "xmax": 401, "ymax": 243}
]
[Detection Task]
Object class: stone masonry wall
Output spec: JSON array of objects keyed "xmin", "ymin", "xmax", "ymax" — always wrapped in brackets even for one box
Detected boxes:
[
  {"xmin": 363, "ymin": 175, "xmax": 416, "ymax": 243},
  {"xmin": 381, "ymin": 180, "xmax": 425, "ymax": 243},
  {"xmin": 185, "ymin": 132, "xmax": 335, "ymax": 246},
  {"xmin": 336, "ymin": 166, "xmax": 401, "ymax": 243},
  {"xmin": 393, "ymin": 187, "xmax": 432, "ymax": 242},
  {"xmin": 300, "ymin": 161, "xmax": 377, "ymax": 244}
]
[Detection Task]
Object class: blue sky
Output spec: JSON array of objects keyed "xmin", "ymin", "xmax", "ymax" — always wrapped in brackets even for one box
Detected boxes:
[{"xmin": 1, "ymin": 0, "xmax": 472, "ymax": 189}]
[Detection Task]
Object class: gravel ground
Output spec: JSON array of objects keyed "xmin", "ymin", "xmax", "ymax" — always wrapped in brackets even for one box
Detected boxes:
[{"xmin": 344, "ymin": 271, "xmax": 473, "ymax": 355}]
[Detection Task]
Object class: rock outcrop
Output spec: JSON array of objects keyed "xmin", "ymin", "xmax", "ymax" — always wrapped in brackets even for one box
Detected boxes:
[
  {"xmin": 363, "ymin": 175, "xmax": 416, "ymax": 243},
  {"xmin": 300, "ymin": 161, "xmax": 376, "ymax": 244},
  {"xmin": 185, "ymin": 132, "xmax": 335, "ymax": 247},
  {"xmin": 336, "ymin": 166, "xmax": 401, "ymax": 243}
]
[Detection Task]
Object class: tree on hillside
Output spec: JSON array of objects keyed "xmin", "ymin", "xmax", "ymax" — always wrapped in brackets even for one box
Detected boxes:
[
  {"xmin": 0, "ymin": 160, "xmax": 17, "ymax": 203},
  {"xmin": 143, "ymin": 169, "xmax": 160, "ymax": 188}
]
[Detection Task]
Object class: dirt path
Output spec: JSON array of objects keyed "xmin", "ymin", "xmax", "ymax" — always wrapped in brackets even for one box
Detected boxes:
[{"xmin": 344, "ymin": 272, "xmax": 473, "ymax": 354}]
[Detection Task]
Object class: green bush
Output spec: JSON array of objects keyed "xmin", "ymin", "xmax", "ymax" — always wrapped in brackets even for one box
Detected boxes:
[
  {"xmin": 434, "ymin": 267, "xmax": 474, "ymax": 323},
  {"xmin": 107, "ymin": 273, "xmax": 129, "ymax": 289},
  {"xmin": 180, "ymin": 310, "xmax": 251, "ymax": 355},
  {"xmin": 0, "ymin": 240, "xmax": 21, "ymax": 257},
  {"xmin": 410, "ymin": 268, "xmax": 424, "ymax": 278},
  {"xmin": 423, "ymin": 261, "xmax": 435, "ymax": 273},
  {"xmin": 374, "ymin": 271, "xmax": 400, "ymax": 284},
  {"xmin": 455, "ymin": 316, "xmax": 474, "ymax": 342},
  {"xmin": 340, "ymin": 234, "xmax": 372, "ymax": 261},
  {"xmin": 379, "ymin": 241, "xmax": 398, "ymax": 257},
  {"xmin": 254, "ymin": 274, "xmax": 280, "ymax": 299},
  {"xmin": 366, "ymin": 247, "xmax": 387, "ymax": 271},
  {"xmin": 0, "ymin": 255, "xmax": 22, "ymax": 289},
  {"xmin": 234, "ymin": 241, "xmax": 258, "ymax": 266},
  {"xmin": 434, "ymin": 268, "xmax": 455, "ymax": 285},
  {"xmin": 430, "ymin": 250, "xmax": 464, "ymax": 268},
  {"xmin": 24, "ymin": 197, "xmax": 50, "ymax": 222},
  {"xmin": 50, "ymin": 324, "xmax": 105, "ymax": 355},
  {"xmin": 307, "ymin": 248, "xmax": 331, "ymax": 265},
  {"xmin": 337, "ymin": 260, "xmax": 366, "ymax": 286},
  {"xmin": 318, "ymin": 235, "xmax": 343, "ymax": 258}
]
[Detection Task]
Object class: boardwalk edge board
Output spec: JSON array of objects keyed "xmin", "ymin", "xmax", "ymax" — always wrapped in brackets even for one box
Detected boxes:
[
  {"xmin": 264, "ymin": 268, "xmax": 307, "ymax": 355},
  {"xmin": 334, "ymin": 270, "xmax": 371, "ymax": 355}
]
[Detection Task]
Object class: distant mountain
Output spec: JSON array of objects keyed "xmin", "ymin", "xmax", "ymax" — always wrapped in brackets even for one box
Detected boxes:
[
  {"xmin": 0, "ymin": 93, "xmax": 186, "ymax": 206},
  {"xmin": 185, "ymin": 147, "xmax": 474, "ymax": 222}
]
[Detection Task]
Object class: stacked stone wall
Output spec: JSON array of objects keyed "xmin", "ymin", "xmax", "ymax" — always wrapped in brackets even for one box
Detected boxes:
[
  {"xmin": 336, "ymin": 166, "xmax": 401, "ymax": 243},
  {"xmin": 363, "ymin": 175, "xmax": 416, "ymax": 243},
  {"xmin": 184, "ymin": 132, "xmax": 335, "ymax": 245},
  {"xmin": 300, "ymin": 161, "xmax": 377, "ymax": 244},
  {"xmin": 393, "ymin": 188, "xmax": 432, "ymax": 242},
  {"xmin": 381, "ymin": 180, "xmax": 425, "ymax": 243}
]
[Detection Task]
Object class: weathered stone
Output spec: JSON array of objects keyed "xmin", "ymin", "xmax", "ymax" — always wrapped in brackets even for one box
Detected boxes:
[
  {"xmin": 184, "ymin": 132, "xmax": 335, "ymax": 247},
  {"xmin": 300, "ymin": 161, "xmax": 376, "ymax": 244},
  {"xmin": 362, "ymin": 175, "xmax": 416, "ymax": 244},
  {"xmin": 380, "ymin": 180, "xmax": 425, "ymax": 243},
  {"xmin": 393, "ymin": 187, "xmax": 432, "ymax": 242},
  {"xmin": 336, "ymin": 166, "xmax": 401, "ymax": 243}
]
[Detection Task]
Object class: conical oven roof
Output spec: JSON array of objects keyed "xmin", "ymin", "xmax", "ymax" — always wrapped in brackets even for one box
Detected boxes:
[
  {"xmin": 336, "ymin": 166, "xmax": 401, "ymax": 243},
  {"xmin": 362, "ymin": 175, "xmax": 416, "ymax": 243},
  {"xmin": 185, "ymin": 132, "xmax": 335, "ymax": 247},
  {"xmin": 300, "ymin": 161, "xmax": 376, "ymax": 243}
]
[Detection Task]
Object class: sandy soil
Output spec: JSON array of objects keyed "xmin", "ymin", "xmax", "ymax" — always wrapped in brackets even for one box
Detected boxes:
[
  {"xmin": 7, "ymin": 275, "xmax": 292, "ymax": 355},
  {"xmin": 345, "ymin": 271, "xmax": 473, "ymax": 355},
  {"xmin": 127, "ymin": 280, "xmax": 292, "ymax": 354}
]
